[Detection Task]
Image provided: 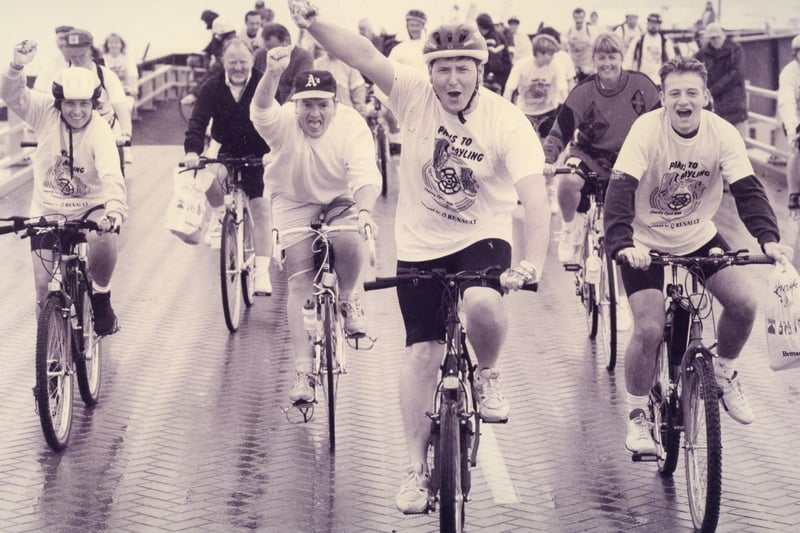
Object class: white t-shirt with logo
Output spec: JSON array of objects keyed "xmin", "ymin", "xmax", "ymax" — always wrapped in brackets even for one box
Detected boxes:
[
  {"xmin": 613, "ymin": 109, "xmax": 754, "ymax": 254},
  {"xmin": 504, "ymin": 57, "xmax": 567, "ymax": 116},
  {"xmin": 386, "ymin": 65, "xmax": 544, "ymax": 261}
]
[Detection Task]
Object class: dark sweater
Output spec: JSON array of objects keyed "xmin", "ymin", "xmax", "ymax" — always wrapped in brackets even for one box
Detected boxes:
[
  {"xmin": 694, "ymin": 38, "xmax": 748, "ymax": 125},
  {"xmin": 184, "ymin": 68, "xmax": 269, "ymax": 157}
]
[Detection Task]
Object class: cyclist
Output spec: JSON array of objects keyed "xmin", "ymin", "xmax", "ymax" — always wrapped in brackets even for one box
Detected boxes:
[
  {"xmin": 184, "ymin": 37, "xmax": 273, "ymax": 295},
  {"xmin": 542, "ymin": 32, "xmax": 660, "ymax": 265},
  {"xmin": 2, "ymin": 41, "xmax": 127, "ymax": 335},
  {"xmin": 250, "ymin": 54, "xmax": 381, "ymax": 404},
  {"xmin": 604, "ymin": 57, "xmax": 791, "ymax": 454},
  {"xmin": 286, "ymin": 1, "xmax": 550, "ymax": 513},
  {"xmin": 780, "ymin": 35, "xmax": 800, "ymax": 233}
]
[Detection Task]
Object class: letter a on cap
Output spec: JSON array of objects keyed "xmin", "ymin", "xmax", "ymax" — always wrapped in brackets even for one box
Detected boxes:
[{"xmin": 305, "ymin": 74, "xmax": 320, "ymax": 87}]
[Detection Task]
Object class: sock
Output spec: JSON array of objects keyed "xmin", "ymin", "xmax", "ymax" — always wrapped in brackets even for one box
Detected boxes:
[
  {"xmin": 92, "ymin": 281, "xmax": 110, "ymax": 294},
  {"xmin": 715, "ymin": 356, "xmax": 736, "ymax": 381},
  {"xmin": 256, "ymin": 255, "xmax": 271, "ymax": 271},
  {"xmin": 339, "ymin": 289, "xmax": 357, "ymax": 302},
  {"xmin": 626, "ymin": 392, "xmax": 649, "ymax": 416}
]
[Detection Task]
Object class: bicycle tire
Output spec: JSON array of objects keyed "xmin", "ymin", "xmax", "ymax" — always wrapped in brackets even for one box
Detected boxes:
[
  {"xmin": 241, "ymin": 206, "xmax": 256, "ymax": 308},
  {"xmin": 74, "ymin": 282, "xmax": 101, "ymax": 405},
  {"xmin": 438, "ymin": 393, "xmax": 464, "ymax": 533},
  {"xmin": 581, "ymin": 225, "xmax": 599, "ymax": 338},
  {"xmin": 653, "ymin": 338, "xmax": 680, "ymax": 476},
  {"xmin": 220, "ymin": 209, "xmax": 242, "ymax": 332},
  {"xmin": 375, "ymin": 125, "xmax": 388, "ymax": 196},
  {"xmin": 599, "ymin": 249, "xmax": 617, "ymax": 370},
  {"xmin": 321, "ymin": 294, "xmax": 338, "ymax": 452},
  {"xmin": 684, "ymin": 352, "xmax": 722, "ymax": 533},
  {"xmin": 34, "ymin": 295, "xmax": 74, "ymax": 451}
]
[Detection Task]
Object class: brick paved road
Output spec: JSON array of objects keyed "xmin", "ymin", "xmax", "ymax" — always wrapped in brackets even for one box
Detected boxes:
[{"xmin": 0, "ymin": 143, "xmax": 798, "ymax": 532}]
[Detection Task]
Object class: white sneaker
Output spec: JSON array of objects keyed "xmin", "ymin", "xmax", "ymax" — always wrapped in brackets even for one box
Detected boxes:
[
  {"xmin": 557, "ymin": 214, "xmax": 585, "ymax": 264},
  {"xmin": 395, "ymin": 463, "xmax": 431, "ymax": 514},
  {"xmin": 474, "ymin": 367, "xmax": 510, "ymax": 422},
  {"xmin": 205, "ymin": 211, "xmax": 223, "ymax": 249},
  {"xmin": 254, "ymin": 268, "xmax": 272, "ymax": 296},
  {"xmin": 289, "ymin": 372, "xmax": 315, "ymax": 403},
  {"xmin": 625, "ymin": 408, "xmax": 656, "ymax": 454},
  {"xmin": 717, "ymin": 371, "xmax": 754, "ymax": 424},
  {"xmin": 340, "ymin": 294, "xmax": 367, "ymax": 337}
]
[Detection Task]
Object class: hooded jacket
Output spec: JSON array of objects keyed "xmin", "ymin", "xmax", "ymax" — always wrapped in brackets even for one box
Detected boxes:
[{"xmin": 694, "ymin": 37, "xmax": 748, "ymax": 125}]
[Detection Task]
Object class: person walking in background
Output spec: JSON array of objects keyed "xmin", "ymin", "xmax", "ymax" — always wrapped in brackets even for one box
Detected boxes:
[
  {"xmin": 103, "ymin": 33, "xmax": 138, "ymax": 165},
  {"xmin": 254, "ymin": 23, "xmax": 314, "ymax": 103},
  {"xmin": 507, "ymin": 16, "xmax": 532, "ymax": 64},
  {"xmin": 565, "ymin": 7, "xmax": 596, "ymax": 82},
  {"xmin": 624, "ymin": 13, "xmax": 675, "ymax": 87},
  {"xmin": 613, "ymin": 13, "xmax": 643, "ymax": 56},
  {"xmin": 476, "ymin": 12, "xmax": 512, "ymax": 93},
  {"xmin": 388, "ymin": 9, "xmax": 428, "ymax": 71},
  {"xmin": 780, "ymin": 35, "xmax": 800, "ymax": 242},
  {"xmin": 694, "ymin": 23, "xmax": 749, "ymax": 138},
  {"xmin": 238, "ymin": 10, "xmax": 265, "ymax": 52},
  {"xmin": 538, "ymin": 26, "xmax": 578, "ymax": 91}
]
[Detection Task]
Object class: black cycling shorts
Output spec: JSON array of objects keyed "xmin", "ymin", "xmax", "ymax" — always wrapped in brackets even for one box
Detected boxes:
[
  {"xmin": 238, "ymin": 164, "xmax": 265, "ymax": 199},
  {"xmin": 619, "ymin": 233, "xmax": 731, "ymax": 297},
  {"xmin": 396, "ymin": 239, "xmax": 511, "ymax": 346}
]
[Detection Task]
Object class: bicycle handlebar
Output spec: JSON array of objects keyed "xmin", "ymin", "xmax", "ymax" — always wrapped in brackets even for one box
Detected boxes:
[
  {"xmin": 0, "ymin": 205, "xmax": 118, "ymax": 237},
  {"xmin": 21, "ymin": 140, "xmax": 131, "ymax": 148},
  {"xmin": 647, "ymin": 249, "xmax": 774, "ymax": 267},
  {"xmin": 551, "ymin": 165, "xmax": 598, "ymax": 180},
  {"xmin": 179, "ymin": 155, "xmax": 264, "ymax": 170},
  {"xmin": 364, "ymin": 267, "xmax": 538, "ymax": 292},
  {"xmin": 274, "ymin": 222, "xmax": 377, "ymax": 268}
]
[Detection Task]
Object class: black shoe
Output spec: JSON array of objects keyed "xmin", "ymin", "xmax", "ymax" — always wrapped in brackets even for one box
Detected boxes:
[{"xmin": 91, "ymin": 291, "xmax": 119, "ymax": 335}]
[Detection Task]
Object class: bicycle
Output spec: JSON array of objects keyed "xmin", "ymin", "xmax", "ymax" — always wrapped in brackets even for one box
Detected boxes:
[
  {"xmin": 273, "ymin": 220, "xmax": 376, "ymax": 452},
  {"xmin": 364, "ymin": 267, "xmax": 537, "ymax": 533},
  {"xmin": 628, "ymin": 249, "xmax": 773, "ymax": 533},
  {"xmin": 180, "ymin": 155, "xmax": 262, "ymax": 332},
  {"xmin": 0, "ymin": 206, "xmax": 116, "ymax": 451},
  {"xmin": 365, "ymin": 85, "xmax": 389, "ymax": 196},
  {"xmin": 555, "ymin": 162, "xmax": 618, "ymax": 370}
]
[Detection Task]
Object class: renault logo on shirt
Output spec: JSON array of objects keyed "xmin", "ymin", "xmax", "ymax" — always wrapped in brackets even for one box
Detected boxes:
[{"xmin": 305, "ymin": 74, "xmax": 320, "ymax": 87}]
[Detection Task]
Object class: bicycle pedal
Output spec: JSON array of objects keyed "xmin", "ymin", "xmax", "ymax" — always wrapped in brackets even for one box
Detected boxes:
[
  {"xmin": 563, "ymin": 263, "xmax": 581, "ymax": 272},
  {"xmin": 631, "ymin": 452, "xmax": 658, "ymax": 462}
]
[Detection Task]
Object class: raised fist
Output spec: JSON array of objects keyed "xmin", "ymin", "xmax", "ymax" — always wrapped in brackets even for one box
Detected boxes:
[
  {"xmin": 12, "ymin": 40, "xmax": 38, "ymax": 67},
  {"xmin": 266, "ymin": 45, "xmax": 293, "ymax": 72},
  {"xmin": 287, "ymin": 0, "xmax": 318, "ymax": 29}
]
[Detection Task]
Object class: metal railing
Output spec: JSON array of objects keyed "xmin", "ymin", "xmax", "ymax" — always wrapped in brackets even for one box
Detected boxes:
[{"xmin": 744, "ymin": 82, "xmax": 791, "ymax": 161}]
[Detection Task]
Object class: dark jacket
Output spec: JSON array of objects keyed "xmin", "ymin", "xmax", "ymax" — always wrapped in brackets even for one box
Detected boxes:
[
  {"xmin": 694, "ymin": 38, "xmax": 748, "ymax": 125},
  {"xmin": 184, "ymin": 68, "xmax": 269, "ymax": 157}
]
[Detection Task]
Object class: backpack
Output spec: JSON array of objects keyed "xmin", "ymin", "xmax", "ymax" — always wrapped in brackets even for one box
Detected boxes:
[{"xmin": 632, "ymin": 32, "xmax": 669, "ymax": 70}]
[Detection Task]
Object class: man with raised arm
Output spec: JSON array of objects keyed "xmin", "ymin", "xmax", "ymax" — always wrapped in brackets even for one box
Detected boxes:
[
  {"xmin": 285, "ymin": 0, "xmax": 550, "ymax": 514},
  {"xmin": 250, "ymin": 46, "xmax": 381, "ymax": 406},
  {"xmin": 604, "ymin": 57, "xmax": 791, "ymax": 455}
]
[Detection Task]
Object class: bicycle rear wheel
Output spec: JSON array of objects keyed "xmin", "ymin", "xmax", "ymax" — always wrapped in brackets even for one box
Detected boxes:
[
  {"xmin": 320, "ymin": 294, "xmax": 340, "ymax": 452},
  {"xmin": 220, "ymin": 209, "xmax": 242, "ymax": 332},
  {"xmin": 684, "ymin": 353, "xmax": 722, "ymax": 532},
  {"xmin": 598, "ymin": 249, "xmax": 617, "ymax": 370},
  {"xmin": 240, "ymin": 205, "xmax": 256, "ymax": 308},
  {"xmin": 652, "ymin": 339, "xmax": 680, "ymax": 476},
  {"xmin": 438, "ymin": 392, "xmax": 465, "ymax": 533},
  {"xmin": 75, "ymin": 284, "xmax": 102, "ymax": 406},
  {"xmin": 34, "ymin": 295, "xmax": 74, "ymax": 451},
  {"xmin": 580, "ymin": 227, "xmax": 599, "ymax": 338}
]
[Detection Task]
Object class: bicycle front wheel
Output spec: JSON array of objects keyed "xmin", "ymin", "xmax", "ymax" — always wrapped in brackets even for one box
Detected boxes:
[
  {"xmin": 241, "ymin": 205, "xmax": 256, "ymax": 308},
  {"xmin": 34, "ymin": 296, "xmax": 74, "ymax": 451},
  {"xmin": 684, "ymin": 353, "xmax": 722, "ymax": 533},
  {"xmin": 438, "ymin": 393, "xmax": 465, "ymax": 533},
  {"xmin": 220, "ymin": 210, "xmax": 242, "ymax": 332},
  {"xmin": 653, "ymin": 339, "xmax": 680, "ymax": 476},
  {"xmin": 75, "ymin": 284, "xmax": 102, "ymax": 405},
  {"xmin": 598, "ymin": 249, "xmax": 617, "ymax": 370},
  {"xmin": 321, "ymin": 294, "xmax": 340, "ymax": 452}
]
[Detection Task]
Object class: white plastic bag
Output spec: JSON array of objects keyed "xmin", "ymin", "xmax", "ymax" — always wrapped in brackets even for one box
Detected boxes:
[
  {"xmin": 764, "ymin": 263, "xmax": 800, "ymax": 371},
  {"xmin": 165, "ymin": 167, "xmax": 213, "ymax": 245}
]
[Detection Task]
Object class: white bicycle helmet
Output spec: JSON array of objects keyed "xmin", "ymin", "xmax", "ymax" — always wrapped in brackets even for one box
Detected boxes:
[{"xmin": 52, "ymin": 67, "xmax": 102, "ymax": 101}]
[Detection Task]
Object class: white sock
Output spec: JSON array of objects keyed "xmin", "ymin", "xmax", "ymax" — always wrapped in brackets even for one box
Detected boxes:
[
  {"xmin": 339, "ymin": 289, "xmax": 357, "ymax": 302},
  {"xmin": 92, "ymin": 281, "xmax": 110, "ymax": 293},
  {"xmin": 626, "ymin": 393, "xmax": 649, "ymax": 415},
  {"xmin": 715, "ymin": 357, "xmax": 736, "ymax": 381},
  {"xmin": 256, "ymin": 255, "xmax": 271, "ymax": 271}
]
